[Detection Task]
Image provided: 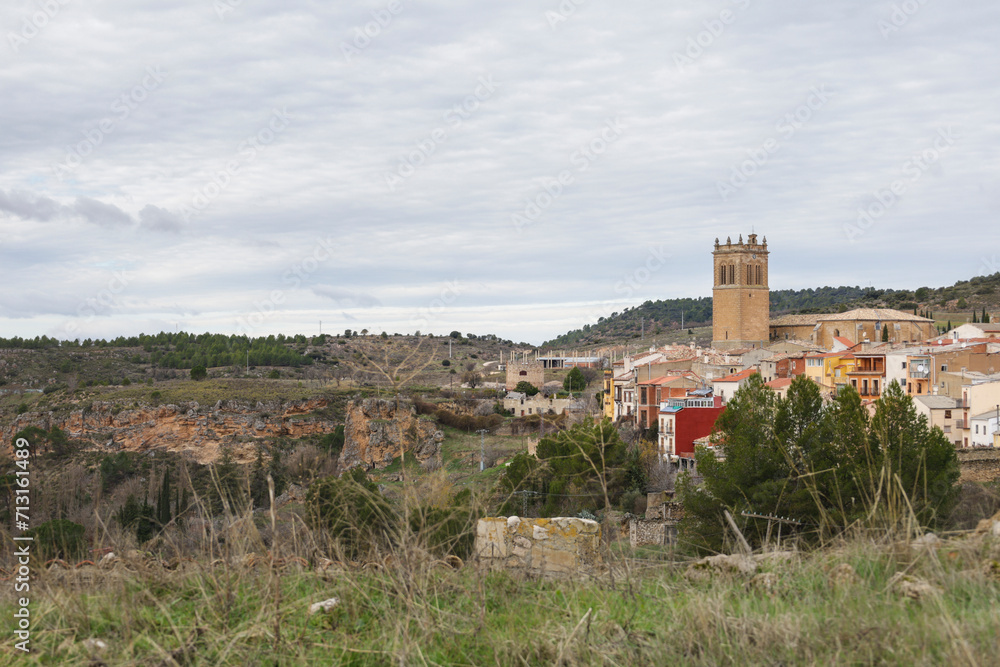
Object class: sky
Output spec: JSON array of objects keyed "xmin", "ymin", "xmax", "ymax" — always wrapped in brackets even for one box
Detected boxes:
[{"xmin": 1, "ymin": 0, "xmax": 998, "ymax": 345}]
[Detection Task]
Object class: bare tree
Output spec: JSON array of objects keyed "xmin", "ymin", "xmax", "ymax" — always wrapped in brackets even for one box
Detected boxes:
[{"xmin": 339, "ymin": 336, "xmax": 438, "ymax": 391}]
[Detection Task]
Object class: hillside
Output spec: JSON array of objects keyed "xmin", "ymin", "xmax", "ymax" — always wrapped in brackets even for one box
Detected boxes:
[{"xmin": 543, "ymin": 272, "xmax": 1000, "ymax": 349}]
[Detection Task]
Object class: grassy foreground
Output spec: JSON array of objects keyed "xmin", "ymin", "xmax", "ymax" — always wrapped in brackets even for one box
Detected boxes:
[{"xmin": 4, "ymin": 534, "xmax": 1000, "ymax": 666}]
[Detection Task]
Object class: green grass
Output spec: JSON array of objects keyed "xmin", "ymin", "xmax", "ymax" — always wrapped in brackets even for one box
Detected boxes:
[{"xmin": 6, "ymin": 535, "xmax": 1000, "ymax": 665}]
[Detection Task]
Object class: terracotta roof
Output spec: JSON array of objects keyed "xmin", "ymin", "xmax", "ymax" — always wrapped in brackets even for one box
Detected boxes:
[
  {"xmin": 714, "ymin": 368, "xmax": 758, "ymax": 383},
  {"xmin": 770, "ymin": 314, "xmax": 820, "ymax": 326},
  {"xmin": 766, "ymin": 378, "xmax": 793, "ymax": 389},
  {"xmin": 816, "ymin": 308, "xmax": 933, "ymax": 323}
]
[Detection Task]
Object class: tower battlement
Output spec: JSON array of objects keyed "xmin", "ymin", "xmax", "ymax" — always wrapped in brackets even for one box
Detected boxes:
[{"xmin": 712, "ymin": 234, "xmax": 769, "ymax": 350}]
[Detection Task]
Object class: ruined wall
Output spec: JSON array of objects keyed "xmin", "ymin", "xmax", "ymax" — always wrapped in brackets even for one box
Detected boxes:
[
  {"xmin": 2, "ymin": 398, "xmax": 335, "ymax": 464},
  {"xmin": 338, "ymin": 397, "xmax": 441, "ymax": 470},
  {"xmin": 475, "ymin": 516, "xmax": 601, "ymax": 575},
  {"xmin": 957, "ymin": 449, "xmax": 1000, "ymax": 483},
  {"xmin": 629, "ymin": 519, "xmax": 678, "ymax": 548}
]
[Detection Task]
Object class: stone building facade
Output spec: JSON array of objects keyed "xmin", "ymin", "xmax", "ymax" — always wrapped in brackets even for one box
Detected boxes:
[
  {"xmin": 505, "ymin": 359, "xmax": 544, "ymax": 391},
  {"xmin": 712, "ymin": 233, "xmax": 770, "ymax": 351}
]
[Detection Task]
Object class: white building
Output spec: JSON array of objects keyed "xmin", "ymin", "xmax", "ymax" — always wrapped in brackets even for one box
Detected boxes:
[{"xmin": 969, "ymin": 409, "xmax": 1000, "ymax": 448}]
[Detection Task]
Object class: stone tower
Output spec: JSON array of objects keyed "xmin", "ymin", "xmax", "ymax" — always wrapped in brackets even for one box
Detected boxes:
[{"xmin": 712, "ymin": 233, "xmax": 769, "ymax": 350}]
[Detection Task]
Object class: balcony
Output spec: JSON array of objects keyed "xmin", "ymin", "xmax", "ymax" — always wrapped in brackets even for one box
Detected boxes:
[{"xmin": 955, "ymin": 420, "xmax": 968, "ymax": 430}]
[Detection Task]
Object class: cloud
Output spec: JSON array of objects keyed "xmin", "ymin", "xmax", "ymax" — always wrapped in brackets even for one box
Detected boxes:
[
  {"xmin": 138, "ymin": 205, "xmax": 183, "ymax": 233},
  {"xmin": 72, "ymin": 197, "xmax": 134, "ymax": 228},
  {"xmin": 312, "ymin": 285, "xmax": 382, "ymax": 308},
  {"xmin": 0, "ymin": 189, "xmax": 64, "ymax": 221},
  {"xmin": 0, "ymin": 1, "xmax": 998, "ymax": 343}
]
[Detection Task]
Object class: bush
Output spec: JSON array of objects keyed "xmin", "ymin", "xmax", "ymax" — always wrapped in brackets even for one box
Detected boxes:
[
  {"xmin": 563, "ymin": 367, "xmax": 586, "ymax": 392},
  {"xmin": 190, "ymin": 365, "xmax": 208, "ymax": 381},
  {"xmin": 268, "ymin": 369, "xmax": 281, "ymax": 379},
  {"xmin": 408, "ymin": 488, "xmax": 481, "ymax": 559},
  {"xmin": 28, "ymin": 519, "xmax": 87, "ymax": 561},
  {"xmin": 306, "ymin": 468, "xmax": 395, "ymax": 559},
  {"xmin": 514, "ymin": 381, "xmax": 539, "ymax": 396}
]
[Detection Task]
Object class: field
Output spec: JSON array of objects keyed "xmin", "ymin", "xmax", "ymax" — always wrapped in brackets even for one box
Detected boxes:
[{"xmin": 4, "ymin": 529, "xmax": 1000, "ymax": 665}]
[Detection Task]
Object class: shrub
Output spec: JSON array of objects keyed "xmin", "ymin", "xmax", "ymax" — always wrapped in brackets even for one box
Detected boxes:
[
  {"xmin": 28, "ymin": 519, "xmax": 87, "ymax": 561},
  {"xmin": 514, "ymin": 381, "xmax": 539, "ymax": 396},
  {"xmin": 408, "ymin": 488, "xmax": 481, "ymax": 559},
  {"xmin": 563, "ymin": 367, "xmax": 586, "ymax": 392},
  {"xmin": 190, "ymin": 365, "xmax": 208, "ymax": 381},
  {"xmin": 268, "ymin": 369, "xmax": 281, "ymax": 379},
  {"xmin": 306, "ymin": 468, "xmax": 395, "ymax": 559}
]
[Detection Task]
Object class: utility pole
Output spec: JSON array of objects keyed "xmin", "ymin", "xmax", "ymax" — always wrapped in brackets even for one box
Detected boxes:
[{"xmin": 476, "ymin": 428, "xmax": 489, "ymax": 471}]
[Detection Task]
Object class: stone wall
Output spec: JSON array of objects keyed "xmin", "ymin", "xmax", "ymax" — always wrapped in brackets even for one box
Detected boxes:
[
  {"xmin": 475, "ymin": 516, "xmax": 601, "ymax": 575},
  {"xmin": 629, "ymin": 518, "xmax": 678, "ymax": 548},
  {"xmin": 957, "ymin": 449, "xmax": 1000, "ymax": 483},
  {"xmin": 505, "ymin": 360, "xmax": 544, "ymax": 391}
]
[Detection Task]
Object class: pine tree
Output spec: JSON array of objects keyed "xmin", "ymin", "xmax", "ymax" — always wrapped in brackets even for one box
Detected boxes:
[
  {"xmin": 983, "ymin": 307, "xmax": 989, "ymax": 323},
  {"xmin": 972, "ymin": 311, "xmax": 978, "ymax": 324}
]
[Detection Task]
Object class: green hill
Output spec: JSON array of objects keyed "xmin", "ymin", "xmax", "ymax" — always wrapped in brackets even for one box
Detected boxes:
[{"xmin": 543, "ymin": 272, "xmax": 1000, "ymax": 348}]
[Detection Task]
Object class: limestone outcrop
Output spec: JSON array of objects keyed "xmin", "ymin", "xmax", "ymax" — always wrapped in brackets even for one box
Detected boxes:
[
  {"xmin": 338, "ymin": 397, "xmax": 441, "ymax": 470},
  {"xmin": 3, "ymin": 398, "xmax": 335, "ymax": 464}
]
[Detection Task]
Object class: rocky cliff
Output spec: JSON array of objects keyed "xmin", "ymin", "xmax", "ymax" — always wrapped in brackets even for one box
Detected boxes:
[
  {"xmin": 3, "ymin": 398, "xmax": 336, "ymax": 464},
  {"xmin": 339, "ymin": 397, "xmax": 441, "ymax": 470}
]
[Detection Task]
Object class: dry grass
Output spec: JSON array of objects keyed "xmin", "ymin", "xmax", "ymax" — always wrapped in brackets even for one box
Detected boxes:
[{"xmin": 4, "ymin": 493, "xmax": 1000, "ymax": 666}]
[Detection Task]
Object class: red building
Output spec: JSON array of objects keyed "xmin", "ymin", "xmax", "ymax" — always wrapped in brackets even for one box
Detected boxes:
[
  {"xmin": 657, "ymin": 395, "xmax": 726, "ymax": 459},
  {"xmin": 636, "ymin": 372, "xmax": 703, "ymax": 428}
]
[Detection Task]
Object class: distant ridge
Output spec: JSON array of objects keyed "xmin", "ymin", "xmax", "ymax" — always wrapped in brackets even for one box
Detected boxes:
[{"xmin": 543, "ymin": 272, "xmax": 1000, "ymax": 348}]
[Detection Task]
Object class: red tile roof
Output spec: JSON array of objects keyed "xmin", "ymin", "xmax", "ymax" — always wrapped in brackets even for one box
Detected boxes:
[{"xmin": 713, "ymin": 368, "xmax": 758, "ymax": 383}]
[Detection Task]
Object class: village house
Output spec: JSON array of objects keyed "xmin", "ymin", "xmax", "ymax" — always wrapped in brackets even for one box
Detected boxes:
[
  {"xmin": 711, "ymin": 367, "xmax": 758, "ymax": 403},
  {"xmin": 846, "ymin": 350, "xmax": 887, "ymax": 401},
  {"xmin": 969, "ymin": 409, "xmax": 1000, "ymax": 448},
  {"xmin": 636, "ymin": 372, "xmax": 704, "ymax": 429},
  {"xmin": 914, "ymin": 395, "xmax": 963, "ymax": 448},
  {"xmin": 657, "ymin": 392, "xmax": 725, "ymax": 460}
]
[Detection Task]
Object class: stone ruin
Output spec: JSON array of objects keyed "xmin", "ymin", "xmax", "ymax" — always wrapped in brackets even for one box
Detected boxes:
[{"xmin": 474, "ymin": 516, "xmax": 602, "ymax": 576}]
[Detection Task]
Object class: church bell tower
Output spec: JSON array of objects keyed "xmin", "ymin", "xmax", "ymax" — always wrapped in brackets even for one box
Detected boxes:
[{"xmin": 712, "ymin": 233, "xmax": 769, "ymax": 350}]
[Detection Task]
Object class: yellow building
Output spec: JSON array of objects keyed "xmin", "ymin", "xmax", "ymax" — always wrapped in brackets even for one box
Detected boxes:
[
  {"xmin": 602, "ymin": 370, "xmax": 614, "ymax": 419},
  {"xmin": 804, "ymin": 351, "xmax": 858, "ymax": 392}
]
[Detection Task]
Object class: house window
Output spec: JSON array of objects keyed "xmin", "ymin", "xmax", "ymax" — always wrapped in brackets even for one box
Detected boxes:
[
  {"xmin": 519, "ymin": 370, "xmax": 527, "ymax": 376},
  {"xmin": 945, "ymin": 410, "xmax": 952, "ymax": 419},
  {"xmin": 941, "ymin": 365, "xmax": 948, "ymax": 372},
  {"xmin": 901, "ymin": 362, "xmax": 907, "ymax": 369}
]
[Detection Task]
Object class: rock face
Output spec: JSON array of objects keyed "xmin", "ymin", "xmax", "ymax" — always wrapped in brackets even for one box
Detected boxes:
[
  {"xmin": 474, "ymin": 516, "xmax": 602, "ymax": 576},
  {"xmin": 2, "ymin": 398, "xmax": 336, "ymax": 464},
  {"xmin": 338, "ymin": 397, "xmax": 441, "ymax": 470}
]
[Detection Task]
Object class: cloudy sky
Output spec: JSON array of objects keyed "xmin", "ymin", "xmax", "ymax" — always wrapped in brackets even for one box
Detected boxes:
[{"xmin": 1, "ymin": 0, "xmax": 997, "ymax": 345}]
